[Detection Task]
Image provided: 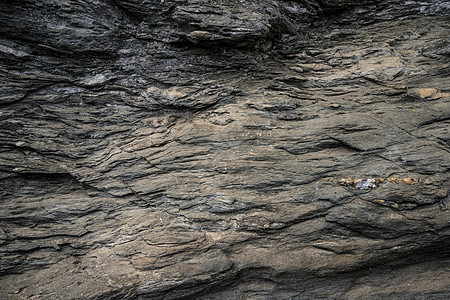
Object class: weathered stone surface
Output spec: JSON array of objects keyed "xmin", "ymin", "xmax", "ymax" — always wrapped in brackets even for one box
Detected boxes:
[{"xmin": 0, "ymin": 0, "xmax": 449, "ymax": 299}]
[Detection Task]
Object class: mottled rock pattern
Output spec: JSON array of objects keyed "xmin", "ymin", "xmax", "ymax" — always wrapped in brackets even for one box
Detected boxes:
[{"xmin": 0, "ymin": 0, "xmax": 449, "ymax": 299}]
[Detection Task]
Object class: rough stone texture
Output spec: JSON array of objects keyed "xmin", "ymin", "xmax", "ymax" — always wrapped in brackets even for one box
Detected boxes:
[{"xmin": 0, "ymin": 0, "xmax": 449, "ymax": 299}]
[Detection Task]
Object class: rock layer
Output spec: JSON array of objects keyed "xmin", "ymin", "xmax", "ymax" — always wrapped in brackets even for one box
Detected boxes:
[{"xmin": 0, "ymin": 1, "xmax": 449, "ymax": 299}]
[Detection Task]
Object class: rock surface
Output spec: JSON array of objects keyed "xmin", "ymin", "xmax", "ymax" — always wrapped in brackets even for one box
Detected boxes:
[{"xmin": 0, "ymin": 0, "xmax": 449, "ymax": 299}]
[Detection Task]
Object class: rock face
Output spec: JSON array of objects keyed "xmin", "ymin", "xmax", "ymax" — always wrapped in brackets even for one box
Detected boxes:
[{"xmin": 1, "ymin": 0, "xmax": 449, "ymax": 299}]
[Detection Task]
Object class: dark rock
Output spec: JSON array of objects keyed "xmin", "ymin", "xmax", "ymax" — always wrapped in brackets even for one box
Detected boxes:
[{"xmin": 0, "ymin": 0, "xmax": 449, "ymax": 299}]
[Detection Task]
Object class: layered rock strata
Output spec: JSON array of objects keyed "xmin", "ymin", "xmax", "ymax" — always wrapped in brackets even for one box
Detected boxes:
[{"xmin": 0, "ymin": 0, "xmax": 449, "ymax": 299}]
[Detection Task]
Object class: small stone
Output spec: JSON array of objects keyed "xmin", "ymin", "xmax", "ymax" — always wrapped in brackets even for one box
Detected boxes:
[
  {"xmin": 80, "ymin": 74, "xmax": 108, "ymax": 87},
  {"xmin": 423, "ymin": 179, "xmax": 433, "ymax": 185},
  {"xmin": 416, "ymin": 88, "xmax": 439, "ymax": 99},
  {"xmin": 189, "ymin": 31, "xmax": 213, "ymax": 41},
  {"xmin": 355, "ymin": 178, "xmax": 377, "ymax": 189},
  {"xmin": 289, "ymin": 66, "xmax": 305, "ymax": 73},
  {"xmin": 409, "ymin": 88, "xmax": 449, "ymax": 100},
  {"xmin": 329, "ymin": 104, "xmax": 341, "ymax": 108}
]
